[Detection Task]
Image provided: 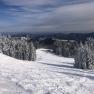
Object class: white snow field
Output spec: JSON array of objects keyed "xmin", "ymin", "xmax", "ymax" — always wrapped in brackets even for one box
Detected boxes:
[
  {"xmin": 0, "ymin": 49, "xmax": 94, "ymax": 94},
  {"xmin": 0, "ymin": 76, "xmax": 29, "ymax": 94}
]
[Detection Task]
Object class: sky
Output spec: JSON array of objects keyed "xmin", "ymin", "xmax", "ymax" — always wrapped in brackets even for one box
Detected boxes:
[{"xmin": 0, "ymin": 0, "xmax": 94, "ymax": 33}]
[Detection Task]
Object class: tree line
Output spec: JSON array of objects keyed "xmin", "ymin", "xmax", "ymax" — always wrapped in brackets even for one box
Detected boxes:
[
  {"xmin": 53, "ymin": 39, "xmax": 79, "ymax": 57},
  {"xmin": 52, "ymin": 38, "xmax": 94, "ymax": 69},
  {"xmin": 0, "ymin": 36, "xmax": 36, "ymax": 61}
]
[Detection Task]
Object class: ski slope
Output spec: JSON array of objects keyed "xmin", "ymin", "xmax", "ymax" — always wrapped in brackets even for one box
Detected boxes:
[
  {"xmin": 0, "ymin": 76, "xmax": 29, "ymax": 94},
  {"xmin": 0, "ymin": 49, "xmax": 94, "ymax": 94}
]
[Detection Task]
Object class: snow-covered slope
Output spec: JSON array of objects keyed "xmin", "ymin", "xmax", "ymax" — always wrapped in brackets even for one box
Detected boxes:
[
  {"xmin": 0, "ymin": 76, "xmax": 29, "ymax": 94},
  {"xmin": 0, "ymin": 49, "xmax": 94, "ymax": 94}
]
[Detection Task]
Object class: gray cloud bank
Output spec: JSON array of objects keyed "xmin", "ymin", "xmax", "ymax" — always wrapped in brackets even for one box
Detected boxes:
[{"xmin": 1, "ymin": 0, "xmax": 94, "ymax": 33}]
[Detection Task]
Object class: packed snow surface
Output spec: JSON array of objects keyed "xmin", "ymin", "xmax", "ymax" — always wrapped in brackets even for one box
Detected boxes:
[
  {"xmin": 0, "ymin": 49, "xmax": 94, "ymax": 94},
  {"xmin": 0, "ymin": 76, "xmax": 29, "ymax": 94}
]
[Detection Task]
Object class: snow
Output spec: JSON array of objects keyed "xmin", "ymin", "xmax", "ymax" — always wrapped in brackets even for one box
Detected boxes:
[
  {"xmin": 0, "ymin": 48, "xmax": 94, "ymax": 94},
  {"xmin": 0, "ymin": 76, "xmax": 29, "ymax": 94}
]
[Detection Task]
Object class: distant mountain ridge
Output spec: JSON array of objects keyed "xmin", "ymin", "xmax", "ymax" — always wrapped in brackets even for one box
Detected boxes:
[{"xmin": 1, "ymin": 32, "xmax": 94, "ymax": 42}]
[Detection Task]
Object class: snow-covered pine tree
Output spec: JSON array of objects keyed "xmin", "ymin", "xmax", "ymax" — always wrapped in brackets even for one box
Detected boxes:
[
  {"xmin": 75, "ymin": 42, "xmax": 94, "ymax": 69},
  {"xmin": 86, "ymin": 37, "xmax": 94, "ymax": 51},
  {"xmin": 28, "ymin": 40, "xmax": 36, "ymax": 61},
  {"xmin": 0, "ymin": 36, "xmax": 36, "ymax": 61}
]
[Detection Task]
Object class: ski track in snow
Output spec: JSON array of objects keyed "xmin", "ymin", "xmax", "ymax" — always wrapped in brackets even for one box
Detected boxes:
[{"xmin": 0, "ymin": 49, "xmax": 94, "ymax": 94}]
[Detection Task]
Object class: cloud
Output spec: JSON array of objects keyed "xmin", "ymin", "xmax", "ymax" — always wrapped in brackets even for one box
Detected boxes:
[
  {"xmin": 58, "ymin": 2, "xmax": 94, "ymax": 32},
  {"xmin": 31, "ymin": 1, "xmax": 94, "ymax": 33},
  {"xmin": 3, "ymin": 0, "xmax": 60, "ymax": 6},
  {"xmin": 0, "ymin": 0, "xmax": 94, "ymax": 33}
]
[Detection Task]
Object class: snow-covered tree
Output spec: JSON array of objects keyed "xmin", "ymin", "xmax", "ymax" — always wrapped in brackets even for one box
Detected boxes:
[
  {"xmin": 53, "ymin": 39, "xmax": 78, "ymax": 57},
  {"xmin": 75, "ymin": 42, "xmax": 94, "ymax": 69},
  {"xmin": 0, "ymin": 36, "xmax": 36, "ymax": 61}
]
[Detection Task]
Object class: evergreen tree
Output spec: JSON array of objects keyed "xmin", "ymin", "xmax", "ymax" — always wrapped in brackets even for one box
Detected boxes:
[
  {"xmin": 0, "ymin": 36, "xmax": 36, "ymax": 61},
  {"xmin": 75, "ymin": 42, "xmax": 94, "ymax": 69}
]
